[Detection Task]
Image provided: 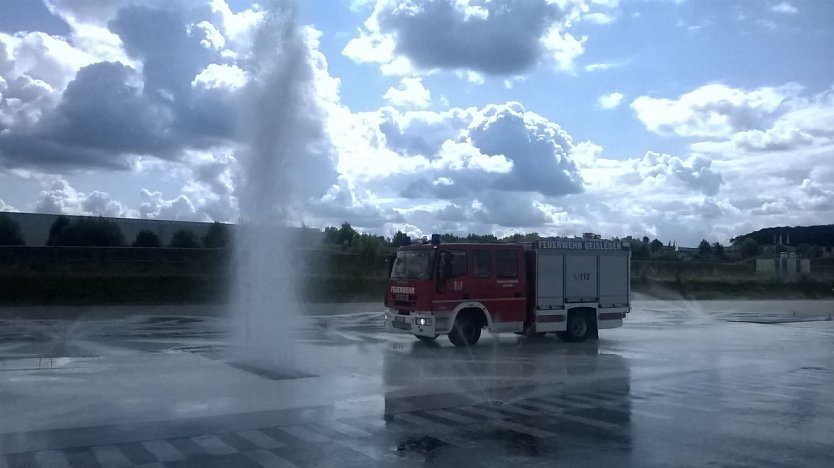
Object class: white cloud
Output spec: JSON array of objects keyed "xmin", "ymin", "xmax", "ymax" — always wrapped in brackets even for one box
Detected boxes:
[
  {"xmin": 583, "ymin": 12, "xmax": 615, "ymax": 24},
  {"xmin": 192, "ymin": 63, "xmax": 248, "ymax": 90},
  {"xmin": 0, "ymin": 198, "xmax": 18, "ymax": 212},
  {"xmin": 383, "ymin": 76, "xmax": 431, "ymax": 108},
  {"xmin": 34, "ymin": 178, "xmax": 127, "ymax": 217},
  {"xmin": 139, "ymin": 189, "xmax": 203, "ymax": 221},
  {"xmin": 597, "ymin": 92, "xmax": 624, "ymax": 110},
  {"xmin": 343, "ymin": 0, "xmax": 593, "ymax": 76},
  {"xmin": 631, "ymin": 83, "xmax": 801, "ymax": 138},
  {"xmin": 770, "ymin": 2, "xmax": 798, "ymax": 14}
]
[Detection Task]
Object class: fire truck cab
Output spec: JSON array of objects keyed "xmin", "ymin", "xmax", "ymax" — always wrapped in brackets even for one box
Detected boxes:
[{"xmin": 384, "ymin": 237, "xmax": 631, "ymax": 346}]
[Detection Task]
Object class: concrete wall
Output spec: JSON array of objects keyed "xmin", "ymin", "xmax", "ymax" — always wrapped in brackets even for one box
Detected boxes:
[
  {"xmin": 2, "ymin": 212, "xmax": 217, "ymax": 246},
  {"xmin": 756, "ymin": 259, "xmax": 775, "ymax": 274}
]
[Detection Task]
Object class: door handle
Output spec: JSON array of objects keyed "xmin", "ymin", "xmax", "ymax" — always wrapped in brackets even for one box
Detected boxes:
[{"xmin": 514, "ymin": 292, "xmax": 521, "ymax": 298}]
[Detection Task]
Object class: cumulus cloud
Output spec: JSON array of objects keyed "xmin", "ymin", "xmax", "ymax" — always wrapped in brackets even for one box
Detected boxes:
[
  {"xmin": 1, "ymin": 61, "xmax": 174, "ymax": 169},
  {"xmin": 630, "ymin": 152, "xmax": 724, "ymax": 196},
  {"xmin": 664, "ymin": 84, "xmax": 834, "ymax": 155},
  {"xmin": 343, "ymin": 0, "xmax": 594, "ymax": 76},
  {"xmin": 0, "ymin": 198, "xmax": 18, "ymax": 212},
  {"xmin": 597, "ymin": 92, "xmax": 623, "ymax": 109},
  {"xmin": 139, "ymin": 189, "xmax": 203, "ymax": 221},
  {"xmin": 351, "ymin": 102, "xmax": 583, "ymax": 203},
  {"xmin": 35, "ymin": 178, "xmax": 127, "ymax": 216},
  {"xmin": 631, "ymin": 83, "xmax": 800, "ymax": 138},
  {"xmin": 383, "ymin": 76, "xmax": 431, "ymax": 108}
]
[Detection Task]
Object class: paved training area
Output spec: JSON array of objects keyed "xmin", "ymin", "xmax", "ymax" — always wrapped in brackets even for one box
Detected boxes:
[{"xmin": 1, "ymin": 300, "xmax": 833, "ymax": 467}]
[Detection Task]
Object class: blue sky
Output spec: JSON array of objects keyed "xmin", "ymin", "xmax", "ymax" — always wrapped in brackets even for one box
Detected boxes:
[{"xmin": 1, "ymin": 0, "xmax": 833, "ymax": 245}]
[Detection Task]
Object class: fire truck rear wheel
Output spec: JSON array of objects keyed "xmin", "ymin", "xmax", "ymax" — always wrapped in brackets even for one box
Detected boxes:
[
  {"xmin": 561, "ymin": 313, "xmax": 592, "ymax": 342},
  {"xmin": 448, "ymin": 314, "xmax": 482, "ymax": 347},
  {"xmin": 414, "ymin": 334, "xmax": 439, "ymax": 342}
]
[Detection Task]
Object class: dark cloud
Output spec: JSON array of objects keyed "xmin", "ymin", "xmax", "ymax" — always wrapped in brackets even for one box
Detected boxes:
[
  {"xmin": 0, "ymin": 4, "xmax": 247, "ymax": 170},
  {"xmin": 381, "ymin": 1, "xmax": 559, "ymax": 74},
  {"xmin": 0, "ymin": 61, "xmax": 173, "ymax": 168},
  {"xmin": 109, "ymin": 6, "xmax": 237, "ymax": 142},
  {"xmin": 354, "ymin": 0, "xmax": 583, "ymax": 75}
]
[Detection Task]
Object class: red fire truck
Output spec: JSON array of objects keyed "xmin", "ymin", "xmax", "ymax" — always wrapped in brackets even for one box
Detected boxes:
[{"xmin": 384, "ymin": 237, "xmax": 631, "ymax": 346}]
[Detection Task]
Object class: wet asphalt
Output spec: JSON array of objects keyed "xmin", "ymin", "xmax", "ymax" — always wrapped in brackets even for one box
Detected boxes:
[{"xmin": 0, "ymin": 300, "xmax": 833, "ymax": 467}]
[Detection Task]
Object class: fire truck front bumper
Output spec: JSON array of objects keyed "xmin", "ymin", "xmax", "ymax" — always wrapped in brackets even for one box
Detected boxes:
[{"xmin": 384, "ymin": 310, "xmax": 437, "ymax": 337}]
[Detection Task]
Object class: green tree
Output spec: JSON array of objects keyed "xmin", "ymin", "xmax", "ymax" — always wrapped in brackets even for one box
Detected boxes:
[
  {"xmin": 627, "ymin": 238, "xmax": 650, "ymax": 260},
  {"xmin": 391, "ymin": 230, "xmax": 409, "ymax": 247},
  {"xmin": 741, "ymin": 238, "xmax": 760, "ymax": 259},
  {"xmin": 0, "ymin": 213, "xmax": 25, "ymax": 245},
  {"xmin": 712, "ymin": 242, "xmax": 725, "ymax": 259},
  {"xmin": 337, "ymin": 222, "xmax": 357, "ymax": 248},
  {"xmin": 132, "ymin": 230, "xmax": 161, "ymax": 247},
  {"xmin": 202, "ymin": 222, "xmax": 231, "ymax": 248},
  {"xmin": 698, "ymin": 239, "xmax": 712, "ymax": 257},
  {"xmin": 169, "ymin": 230, "xmax": 201, "ymax": 248},
  {"xmin": 650, "ymin": 238, "xmax": 664, "ymax": 254}
]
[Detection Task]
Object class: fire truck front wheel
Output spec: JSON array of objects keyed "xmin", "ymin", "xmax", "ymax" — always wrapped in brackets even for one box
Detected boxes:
[{"xmin": 448, "ymin": 311, "xmax": 484, "ymax": 347}]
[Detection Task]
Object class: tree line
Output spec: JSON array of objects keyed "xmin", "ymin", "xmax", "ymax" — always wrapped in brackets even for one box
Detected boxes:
[{"xmin": 1, "ymin": 214, "xmax": 827, "ymax": 261}]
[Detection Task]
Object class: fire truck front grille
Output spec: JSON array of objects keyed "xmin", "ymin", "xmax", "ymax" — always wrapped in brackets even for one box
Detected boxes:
[{"xmin": 393, "ymin": 294, "xmax": 416, "ymax": 308}]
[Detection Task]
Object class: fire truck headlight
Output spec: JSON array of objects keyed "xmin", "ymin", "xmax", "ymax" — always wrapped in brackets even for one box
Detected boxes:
[{"xmin": 417, "ymin": 318, "xmax": 432, "ymax": 326}]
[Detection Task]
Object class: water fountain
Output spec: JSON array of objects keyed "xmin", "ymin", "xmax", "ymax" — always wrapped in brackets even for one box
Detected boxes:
[{"xmin": 229, "ymin": 0, "xmax": 324, "ymax": 377}]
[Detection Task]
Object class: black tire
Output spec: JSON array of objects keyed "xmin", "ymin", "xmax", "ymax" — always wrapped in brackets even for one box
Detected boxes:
[
  {"xmin": 415, "ymin": 334, "xmax": 439, "ymax": 342},
  {"xmin": 563, "ymin": 313, "xmax": 592, "ymax": 342},
  {"xmin": 448, "ymin": 315, "xmax": 482, "ymax": 347}
]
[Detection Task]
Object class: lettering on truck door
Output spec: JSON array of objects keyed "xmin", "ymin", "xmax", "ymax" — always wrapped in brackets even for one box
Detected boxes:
[{"xmin": 490, "ymin": 248, "xmax": 526, "ymax": 325}]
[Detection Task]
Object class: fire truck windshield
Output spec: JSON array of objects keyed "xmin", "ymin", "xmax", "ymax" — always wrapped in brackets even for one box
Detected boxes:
[{"xmin": 390, "ymin": 249, "xmax": 435, "ymax": 280}]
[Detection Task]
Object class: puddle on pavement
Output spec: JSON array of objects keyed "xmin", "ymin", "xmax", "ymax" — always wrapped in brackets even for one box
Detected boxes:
[{"xmin": 226, "ymin": 360, "xmax": 317, "ymax": 380}]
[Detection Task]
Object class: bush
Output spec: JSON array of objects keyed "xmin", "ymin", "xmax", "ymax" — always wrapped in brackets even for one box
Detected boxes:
[
  {"xmin": 132, "ymin": 230, "xmax": 161, "ymax": 247},
  {"xmin": 169, "ymin": 230, "xmax": 201, "ymax": 248},
  {"xmin": 0, "ymin": 213, "xmax": 25, "ymax": 245}
]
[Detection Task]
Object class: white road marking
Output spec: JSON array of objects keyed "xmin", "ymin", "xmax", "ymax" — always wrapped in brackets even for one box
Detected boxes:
[
  {"xmin": 425, "ymin": 409, "xmax": 480, "ymax": 424},
  {"xmin": 396, "ymin": 412, "xmax": 453, "ymax": 428},
  {"xmin": 547, "ymin": 411, "xmax": 619, "ymax": 430},
  {"xmin": 34, "ymin": 450, "xmax": 71, "ymax": 468},
  {"xmin": 493, "ymin": 420, "xmax": 558, "ymax": 439},
  {"xmin": 394, "ymin": 413, "xmax": 476, "ymax": 447},
  {"xmin": 91, "ymin": 445, "xmax": 132, "ymax": 468},
  {"xmin": 324, "ymin": 420, "xmax": 372, "ymax": 438},
  {"xmin": 236, "ymin": 430, "xmax": 286, "ymax": 449},
  {"xmin": 279, "ymin": 425, "xmax": 331, "ymax": 444},
  {"xmin": 245, "ymin": 449, "xmax": 299, "ymax": 468},
  {"xmin": 141, "ymin": 440, "xmax": 186, "ymax": 462},
  {"xmin": 455, "ymin": 406, "xmax": 504, "ymax": 420},
  {"xmin": 191, "ymin": 435, "xmax": 237, "ymax": 456}
]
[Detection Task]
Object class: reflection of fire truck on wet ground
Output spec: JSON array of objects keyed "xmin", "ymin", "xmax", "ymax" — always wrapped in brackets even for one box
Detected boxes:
[{"xmin": 384, "ymin": 236, "xmax": 631, "ymax": 346}]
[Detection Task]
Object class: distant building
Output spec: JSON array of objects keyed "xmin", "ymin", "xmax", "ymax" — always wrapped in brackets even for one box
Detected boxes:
[
  {"xmin": 1, "ymin": 212, "xmax": 326, "ymax": 247},
  {"xmin": 2, "ymin": 212, "xmax": 220, "ymax": 246},
  {"xmin": 756, "ymin": 253, "xmax": 811, "ymax": 277}
]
